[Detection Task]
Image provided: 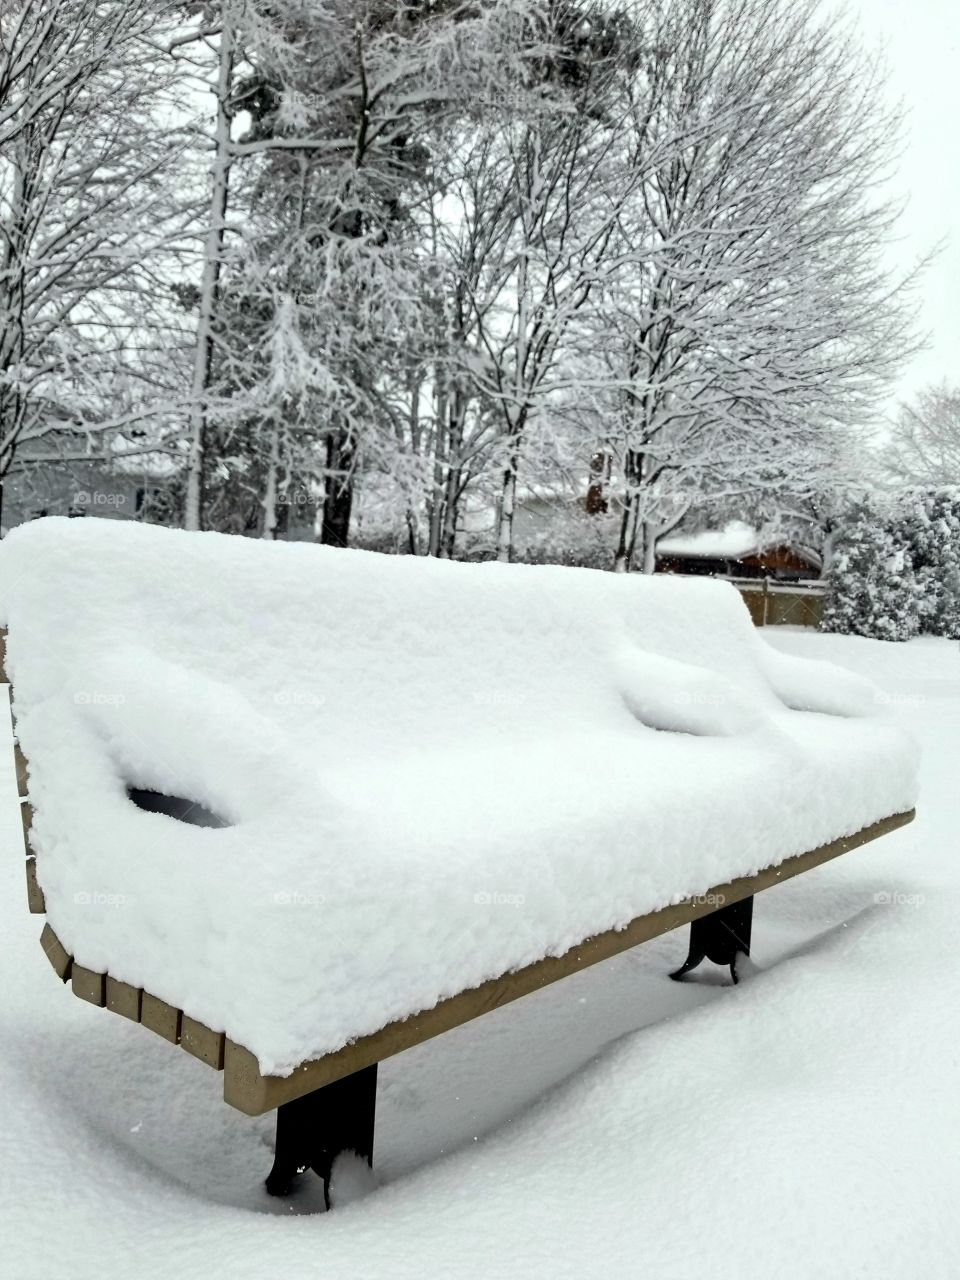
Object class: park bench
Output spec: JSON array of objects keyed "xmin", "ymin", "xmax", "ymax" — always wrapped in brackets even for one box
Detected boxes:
[{"xmin": 1, "ymin": 518, "xmax": 916, "ymax": 1209}]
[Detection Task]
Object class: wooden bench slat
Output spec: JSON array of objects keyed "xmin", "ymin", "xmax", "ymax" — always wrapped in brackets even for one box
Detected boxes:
[
  {"xmin": 72, "ymin": 964, "xmax": 106, "ymax": 1007},
  {"xmin": 25, "ymin": 856, "xmax": 45, "ymax": 914},
  {"xmin": 181, "ymin": 1016, "xmax": 226, "ymax": 1070},
  {"xmin": 39, "ymin": 924, "xmax": 72, "ymax": 982},
  {"xmin": 14, "ymin": 742, "xmax": 29, "ymax": 798},
  {"xmin": 141, "ymin": 994, "xmax": 182, "ymax": 1043},
  {"xmin": 223, "ymin": 807, "xmax": 916, "ymax": 1115},
  {"xmin": 105, "ymin": 977, "xmax": 143, "ymax": 1022},
  {"xmin": 4, "ymin": 637, "xmax": 41, "ymax": 920}
]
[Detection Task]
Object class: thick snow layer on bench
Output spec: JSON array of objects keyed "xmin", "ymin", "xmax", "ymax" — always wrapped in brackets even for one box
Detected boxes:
[{"xmin": 0, "ymin": 519, "xmax": 917, "ymax": 1074}]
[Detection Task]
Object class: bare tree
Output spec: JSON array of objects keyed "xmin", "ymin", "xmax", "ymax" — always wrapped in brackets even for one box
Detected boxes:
[
  {"xmin": 384, "ymin": 0, "xmax": 917, "ymax": 567},
  {"xmin": 183, "ymin": 6, "xmax": 237, "ymax": 532},
  {"xmin": 466, "ymin": 7, "xmax": 668, "ymax": 563},
  {"xmin": 887, "ymin": 384, "xmax": 960, "ymax": 488},
  {"xmin": 0, "ymin": 0, "xmax": 200, "ymax": 524},
  {"xmin": 595, "ymin": 0, "xmax": 918, "ymax": 571}
]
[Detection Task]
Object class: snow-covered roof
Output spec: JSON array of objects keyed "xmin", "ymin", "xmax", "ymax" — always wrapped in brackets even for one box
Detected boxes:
[
  {"xmin": 0, "ymin": 519, "xmax": 916, "ymax": 1074},
  {"xmin": 658, "ymin": 520, "xmax": 816, "ymax": 563}
]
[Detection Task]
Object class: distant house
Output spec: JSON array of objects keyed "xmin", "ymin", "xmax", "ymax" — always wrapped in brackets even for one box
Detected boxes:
[
  {"xmin": 1, "ymin": 427, "xmax": 173, "ymax": 533},
  {"xmin": 2, "ymin": 426, "xmax": 321, "ymax": 541},
  {"xmin": 655, "ymin": 522, "xmax": 821, "ymax": 581}
]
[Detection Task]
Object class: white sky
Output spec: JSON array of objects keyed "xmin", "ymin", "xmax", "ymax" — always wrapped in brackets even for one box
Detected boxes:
[{"xmin": 854, "ymin": 0, "xmax": 960, "ymax": 410}]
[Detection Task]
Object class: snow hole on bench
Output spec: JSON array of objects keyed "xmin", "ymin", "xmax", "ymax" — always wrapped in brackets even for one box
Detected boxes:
[{"xmin": 126, "ymin": 788, "xmax": 229, "ymax": 829}]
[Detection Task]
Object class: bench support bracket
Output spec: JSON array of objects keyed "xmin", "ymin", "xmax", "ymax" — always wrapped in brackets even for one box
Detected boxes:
[
  {"xmin": 669, "ymin": 895, "xmax": 753, "ymax": 985},
  {"xmin": 265, "ymin": 1063, "xmax": 377, "ymax": 1208}
]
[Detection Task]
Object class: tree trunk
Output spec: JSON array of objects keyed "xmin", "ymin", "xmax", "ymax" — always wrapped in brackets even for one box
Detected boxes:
[
  {"xmin": 641, "ymin": 522, "xmax": 658, "ymax": 574},
  {"xmin": 586, "ymin": 450, "xmax": 610, "ymax": 514},
  {"xmin": 439, "ymin": 394, "xmax": 466, "ymax": 558},
  {"xmin": 0, "ymin": 147, "xmax": 29, "ymax": 504},
  {"xmin": 320, "ymin": 427, "xmax": 354, "ymax": 547},
  {"xmin": 262, "ymin": 425, "xmax": 280, "ymax": 539},
  {"xmin": 613, "ymin": 450, "xmax": 642, "ymax": 572},
  {"xmin": 426, "ymin": 376, "xmax": 449, "ymax": 557},
  {"xmin": 496, "ymin": 446, "xmax": 520, "ymax": 564},
  {"xmin": 184, "ymin": 16, "xmax": 235, "ymax": 532},
  {"xmin": 613, "ymin": 498, "xmax": 634, "ymax": 572}
]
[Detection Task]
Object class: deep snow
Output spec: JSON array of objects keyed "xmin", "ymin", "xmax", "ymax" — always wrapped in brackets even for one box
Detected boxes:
[
  {"xmin": 0, "ymin": 626, "xmax": 952, "ymax": 1279},
  {"xmin": 0, "ymin": 519, "xmax": 915, "ymax": 1072}
]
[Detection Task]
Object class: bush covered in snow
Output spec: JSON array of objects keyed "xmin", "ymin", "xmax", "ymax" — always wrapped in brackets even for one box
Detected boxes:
[
  {"xmin": 904, "ymin": 490, "xmax": 960, "ymax": 638},
  {"xmin": 824, "ymin": 489, "xmax": 960, "ymax": 640}
]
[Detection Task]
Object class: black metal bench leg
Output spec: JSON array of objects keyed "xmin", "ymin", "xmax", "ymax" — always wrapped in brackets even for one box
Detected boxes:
[
  {"xmin": 265, "ymin": 1063, "xmax": 378, "ymax": 1208},
  {"xmin": 669, "ymin": 895, "xmax": 754, "ymax": 985}
]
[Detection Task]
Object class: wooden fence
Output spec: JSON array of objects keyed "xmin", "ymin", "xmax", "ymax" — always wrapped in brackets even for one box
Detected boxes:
[{"xmin": 732, "ymin": 578, "xmax": 826, "ymax": 629}]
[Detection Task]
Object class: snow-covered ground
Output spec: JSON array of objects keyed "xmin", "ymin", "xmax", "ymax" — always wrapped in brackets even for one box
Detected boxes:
[{"xmin": 1, "ymin": 628, "xmax": 955, "ymax": 1279}]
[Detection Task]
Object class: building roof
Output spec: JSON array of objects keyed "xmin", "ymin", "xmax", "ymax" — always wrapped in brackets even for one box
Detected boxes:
[{"xmin": 658, "ymin": 521, "xmax": 820, "ymax": 567}]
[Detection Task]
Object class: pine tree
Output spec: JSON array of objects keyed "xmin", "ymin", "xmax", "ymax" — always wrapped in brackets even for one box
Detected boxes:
[
  {"xmin": 905, "ymin": 489, "xmax": 960, "ymax": 638},
  {"xmin": 823, "ymin": 502, "xmax": 919, "ymax": 641}
]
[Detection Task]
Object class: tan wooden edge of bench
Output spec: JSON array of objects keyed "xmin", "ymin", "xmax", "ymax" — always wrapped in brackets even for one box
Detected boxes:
[
  {"xmin": 1, "ymin": 629, "xmax": 42, "ymax": 915},
  {"xmin": 3, "ymin": 627, "xmax": 916, "ymax": 1117}
]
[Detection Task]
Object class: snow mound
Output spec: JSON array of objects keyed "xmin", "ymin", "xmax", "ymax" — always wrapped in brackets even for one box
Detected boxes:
[{"xmin": 0, "ymin": 518, "xmax": 917, "ymax": 1074}]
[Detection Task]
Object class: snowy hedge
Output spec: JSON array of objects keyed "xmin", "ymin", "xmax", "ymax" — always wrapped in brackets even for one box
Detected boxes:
[{"xmin": 824, "ymin": 489, "xmax": 960, "ymax": 641}]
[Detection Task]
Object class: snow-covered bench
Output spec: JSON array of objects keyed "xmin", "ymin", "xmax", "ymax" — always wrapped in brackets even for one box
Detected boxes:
[{"xmin": 1, "ymin": 518, "xmax": 916, "ymax": 1207}]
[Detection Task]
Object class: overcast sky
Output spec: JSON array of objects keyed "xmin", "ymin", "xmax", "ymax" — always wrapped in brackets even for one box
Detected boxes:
[{"xmin": 854, "ymin": 0, "xmax": 960, "ymax": 411}]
